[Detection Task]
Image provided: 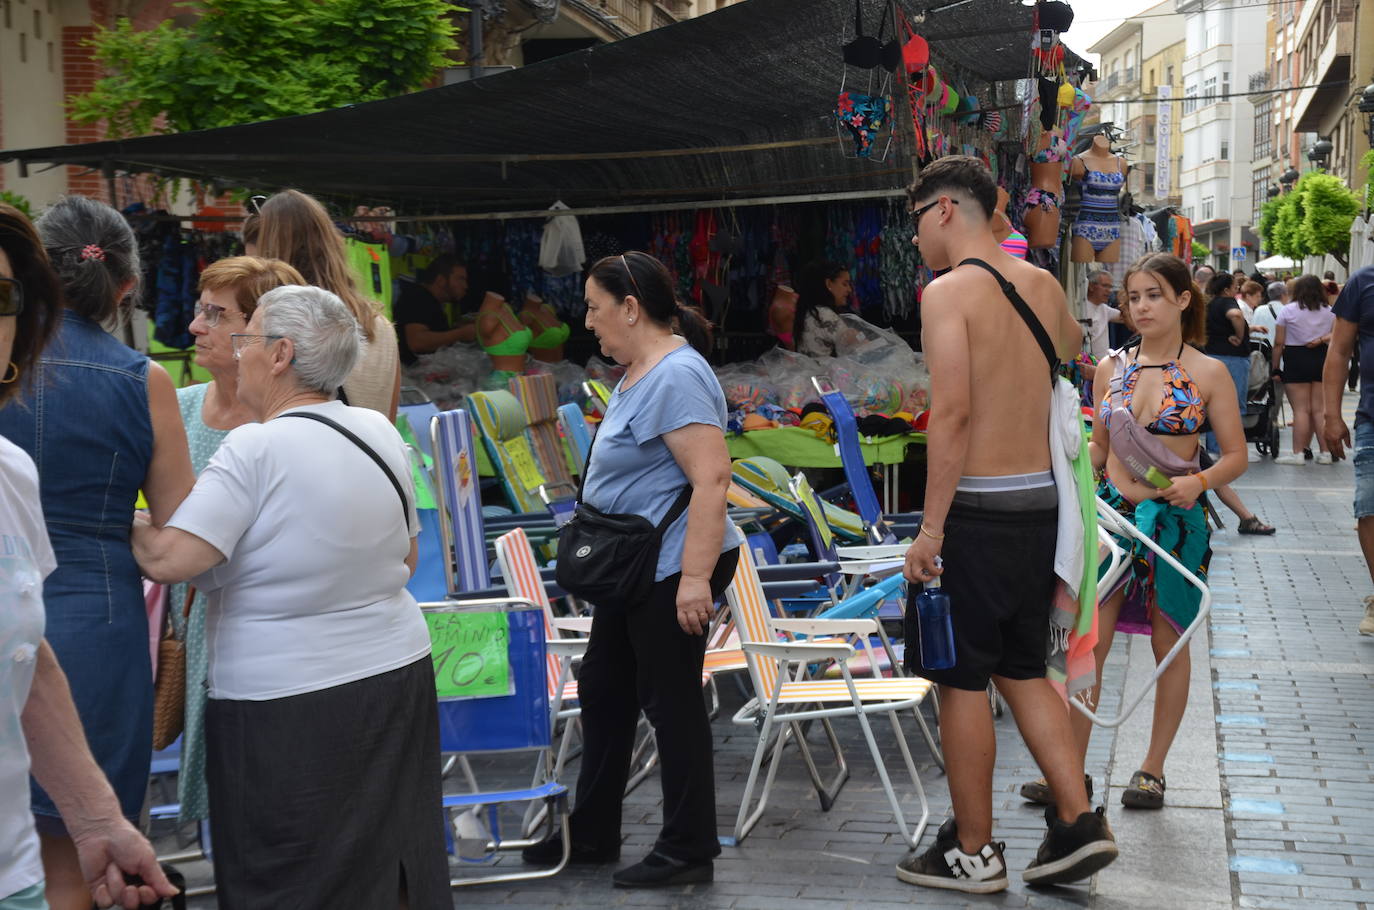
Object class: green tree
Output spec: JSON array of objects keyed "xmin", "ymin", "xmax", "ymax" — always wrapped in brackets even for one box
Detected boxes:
[
  {"xmin": 1258, "ymin": 170, "xmax": 1361, "ymax": 269},
  {"xmin": 71, "ymin": 0, "xmax": 460, "ymax": 138}
]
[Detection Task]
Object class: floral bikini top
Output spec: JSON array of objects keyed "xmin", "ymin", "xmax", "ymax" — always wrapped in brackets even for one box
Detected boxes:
[{"xmin": 1100, "ymin": 344, "xmax": 1206, "ymax": 436}]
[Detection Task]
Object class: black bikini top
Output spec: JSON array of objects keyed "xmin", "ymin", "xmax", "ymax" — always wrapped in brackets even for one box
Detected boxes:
[{"xmin": 843, "ymin": 0, "xmax": 900, "ymax": 72}]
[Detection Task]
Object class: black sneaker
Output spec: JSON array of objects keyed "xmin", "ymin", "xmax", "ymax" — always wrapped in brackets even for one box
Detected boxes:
[
  {"xmin": 1023, "ymin": 805, "xmax": 1119, "ymax": 886},
  {"xmin": 1019, "ymin": 773, "xmax": 1093, "ymax": 806},
  {"xmin": 611, "ymin": 851, "xmax": 712, "ymax": 888},
  {"xmin": 521, "ymin": 834, "xmax": 619, "ymax": 865},
  {"xmin": 896, "ymin": 818, "xmax": 1009, "ymax": 894}
]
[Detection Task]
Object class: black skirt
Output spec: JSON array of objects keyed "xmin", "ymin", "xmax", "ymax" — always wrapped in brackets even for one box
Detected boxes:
[
  {"xmin": 205, "ymin": 657, "xmax": 449, "ymax": 909},
  {"xmin": 1280, "ymin": 343, "xmax": 1327, "ymax": 384}
]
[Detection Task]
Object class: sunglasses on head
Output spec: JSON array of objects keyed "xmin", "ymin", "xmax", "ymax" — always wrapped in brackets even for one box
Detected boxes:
[{"xmin": 0, "ymin": 277, "xmax": 23, "ymax": 317}]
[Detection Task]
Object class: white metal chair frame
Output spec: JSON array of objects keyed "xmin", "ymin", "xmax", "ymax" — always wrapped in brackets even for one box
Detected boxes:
[
  {"xmin": 725, "ymin": 543, "xmax": 931, "ymax": 848},
  {"xmin": 1072, "ymin": 496, "xmax": 1212, "ymax": 728}
]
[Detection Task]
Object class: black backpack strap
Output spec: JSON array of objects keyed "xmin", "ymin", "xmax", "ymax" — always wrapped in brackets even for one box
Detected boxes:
[
  {"xmin": 957, "ymin": 258, "xmax": 1060, "ymax": 377},
  {"xmin": 278, "ymin": 411, "xmax": 411, "ymax": 531}
]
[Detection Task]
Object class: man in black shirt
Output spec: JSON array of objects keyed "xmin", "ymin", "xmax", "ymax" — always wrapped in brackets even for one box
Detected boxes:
[{"xmin": 394, "ymin": 255, "xmax": 476, "ymax": 365}]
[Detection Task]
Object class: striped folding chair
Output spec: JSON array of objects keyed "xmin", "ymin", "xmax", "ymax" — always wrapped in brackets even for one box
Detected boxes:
[
  {"xmin": 512, "ymin": 373, "xmax": 576, "ymax": 502},
  {"xmin": 726, "ymin": 541, "xmax": 931, "ymax": 848},
  {"xmin": 431, "ymin": 409, "xmax": 491, "ymax": 594},
  {"xmin": 557, "ymin": 403, "xmax": 593, "ymax": 470}
]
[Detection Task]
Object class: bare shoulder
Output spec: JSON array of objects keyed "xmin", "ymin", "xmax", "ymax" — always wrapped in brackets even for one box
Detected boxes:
[{"xmin": 1187, "ymin": 348, "xmax": 1234, "ymax": 390}]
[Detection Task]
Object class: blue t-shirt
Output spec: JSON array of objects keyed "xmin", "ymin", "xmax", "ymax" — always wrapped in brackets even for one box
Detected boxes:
[
  {"xmin": 1333, "ymin": 267, "xmax": 1374, "ymax": 425},
  {"xmin": 582, "ymin": 344, "xmax": 744, "ymax": 581}
]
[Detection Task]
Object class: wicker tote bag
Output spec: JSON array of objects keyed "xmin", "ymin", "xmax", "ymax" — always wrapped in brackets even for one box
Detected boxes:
[{"xmin": 150, "ymin": 587, "xmax": 191, "ymax": 750}]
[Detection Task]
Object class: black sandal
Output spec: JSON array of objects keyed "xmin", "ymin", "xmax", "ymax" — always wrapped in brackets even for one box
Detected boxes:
[
  {"xmin": 1237, "ymin": 517, "xmax": 1276, "ymax": 535},
  {"xmin": 1121, "ymin": 770, "xmax": 1165, "ymax": 809}
]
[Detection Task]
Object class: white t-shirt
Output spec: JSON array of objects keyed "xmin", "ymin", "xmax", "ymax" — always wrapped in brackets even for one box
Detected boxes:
[
  {"xmin": 1251, "ymin": 301, "xmax": 1282, "ymax": 338},
  {"xmin": 0, "ymin": 438, "xmax": 56, "ymax": 899},
  {"xmin": 1084, "ymin": 301, "xmax": 1121, "ymax": 361},
  {"xmin": 167, "ymin": 401, "xmax": 429, "ymax": 701}
]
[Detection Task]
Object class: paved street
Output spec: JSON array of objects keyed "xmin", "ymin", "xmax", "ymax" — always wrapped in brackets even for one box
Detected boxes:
[{"xmin": 157, "ymin": 390, "xmax": 1374, "ymax": 909}]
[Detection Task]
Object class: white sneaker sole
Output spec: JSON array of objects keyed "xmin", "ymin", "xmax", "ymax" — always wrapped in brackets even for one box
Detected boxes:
[
  {"xmin": 895, "ymin": 865, "xmax": 1009, "ymax": 893},
  {"xmin": 1022, "ymin": 839, "xmax": 1119, "ymax": 886}
]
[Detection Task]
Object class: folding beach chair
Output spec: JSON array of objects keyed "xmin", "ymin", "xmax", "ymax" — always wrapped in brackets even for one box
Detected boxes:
[
  {"xmin": 811, "ymin": 376, "xmax": 922, "ymax": 543},
  {"xmin": 1072, "ymin": 496, "xmax": 1212, "ymax": 729},
  {"xmin": 556, "ymin": 402, "xmax": 593, "ymax": 470},
  {"xmin": 399, "ymin": 396, "xmax": 441, "ymax": 462},
  {"xmin": 731, "ymin": 456, "xmax": 867, "ymax": 543},
  {"xmin": 467, "ymin": 390, "xmax": 553, "ymax": 513},
  {"xmin": 419, "ymin": 597, "xmax": 573, "ymax": 886},
  {"xmin": 431, "ymin": 409, "xmax": 492, "ymax": 594},
  {"xmin": 511, "ymin": 373, "xmax": 577, "ymax": 497},
  {"xmin": 725, "ymin": 542, "xmax": 932, "ymax": 846}
]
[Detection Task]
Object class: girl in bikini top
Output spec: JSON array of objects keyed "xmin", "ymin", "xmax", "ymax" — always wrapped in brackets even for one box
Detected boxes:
[{"xmin": 1100, "ymin": 342, "xmax": 1207, "ymax": 436}]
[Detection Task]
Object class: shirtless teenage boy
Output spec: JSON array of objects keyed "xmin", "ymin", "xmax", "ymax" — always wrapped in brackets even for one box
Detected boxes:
[{"xmin": 896, "ymin": 157, "xmax": 1119, "ymax": 894}]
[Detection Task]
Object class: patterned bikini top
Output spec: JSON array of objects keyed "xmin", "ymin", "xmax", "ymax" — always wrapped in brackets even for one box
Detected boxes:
[{"xmin": 1100, "ymin": 345, "xmax": 1206, "ymax": 436}]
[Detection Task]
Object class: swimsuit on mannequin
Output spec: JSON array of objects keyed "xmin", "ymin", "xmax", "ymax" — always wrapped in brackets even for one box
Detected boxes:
[
  {"xmin": 1070, "ymin": 134, "xmax": 1128, "ymax": 263},
  {"xmin": 1025, "ymin": 130, "xmax": 1067, "ymax": 249},
  {"xmin": 521, "ymin": 292, "xmax": 570, "ymax": 364},
  {"xmin": 477, "ymin": 292, "xmax": 533, "ymax": 389}
]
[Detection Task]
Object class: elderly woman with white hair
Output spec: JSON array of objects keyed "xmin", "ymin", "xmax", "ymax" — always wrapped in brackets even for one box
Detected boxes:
[{"xmin": 131, "ymin": 285, "xmax": 448, "ymax": 909}]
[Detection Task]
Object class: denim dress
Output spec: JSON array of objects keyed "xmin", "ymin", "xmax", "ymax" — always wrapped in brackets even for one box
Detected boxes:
[{"xmin": 0, "ymin": 310, "xmax": 155, "ymax": 827}]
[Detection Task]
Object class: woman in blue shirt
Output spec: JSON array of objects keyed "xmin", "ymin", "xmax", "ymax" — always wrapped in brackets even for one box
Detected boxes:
[{"xmin": 523, "ymin": 251, "xmax": 742, "ymax": 887}]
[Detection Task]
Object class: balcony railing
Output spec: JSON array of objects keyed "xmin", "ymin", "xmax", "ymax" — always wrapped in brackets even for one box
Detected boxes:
[{"xmin": 1123, "ymin": 66, "xmax": 1137, "ymax": 85}]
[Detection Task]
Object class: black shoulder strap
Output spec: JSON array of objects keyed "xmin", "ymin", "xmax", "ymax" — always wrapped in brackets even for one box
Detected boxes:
[
  {"xmin": 278, "ymin": 411, "xmax": 411, "ymax": 531},
  {"xmin": 958, "ymin": 258, "xmax": 1060, "ymax": 376}
]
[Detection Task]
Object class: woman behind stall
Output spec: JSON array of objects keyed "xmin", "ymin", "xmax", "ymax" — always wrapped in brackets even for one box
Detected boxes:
[
  {"xmin": 255, "ymin": 189, "xmax": 400, "ymax": 419},
  {"xmin": 0, "ymin": 196, "xmax": 194, "ymax": 910},
  {"xmin": 521, "ymin": 251, "xmax": 742, "ymax": 887},
  {"xmin": 1021, "ymin": 253, "xmax": 1247, "ymax": 811},
  {"xmin": 1272, "ymin": 274, "xmax": 1336, "ymax": 465},
  {"xmin": 131, "ymin": 285, "xmax": 447, "ymax": 909},
  {"xmin": 164, "ymin": 256, "xmax": 305, "ymax": 826},
  {"xmin": 792, "ymin": 260, "xmax": 853, "ymax": 358}
]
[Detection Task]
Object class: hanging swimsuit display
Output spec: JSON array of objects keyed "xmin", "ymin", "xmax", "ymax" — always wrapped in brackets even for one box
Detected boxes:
[
  {"xmin": 478, "ymin": 298, "xmax": 534, "ymax": 390},
  {"xmin": 835, "ymin": 0, "xmax": 895, "ymax": 160},
  {"xmin": 1070, "ymin": 138, "xmax": 1128, "ymax": 263}
]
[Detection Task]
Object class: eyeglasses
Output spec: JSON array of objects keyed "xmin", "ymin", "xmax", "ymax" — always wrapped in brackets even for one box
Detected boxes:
[
  {"xmin": 0, "ymin": 277, "xmax": 22, "ymax": 317},
  {"xmin": 229, "ymin": 333, "xmax": 284, "ymax": 359},
  {"xmin": 910, "ymin": 198, "xmax": 958, "ymax": 241},
  {"xmin": 193, "ymin": 301, "xmax": 243, "ymax": 328}
]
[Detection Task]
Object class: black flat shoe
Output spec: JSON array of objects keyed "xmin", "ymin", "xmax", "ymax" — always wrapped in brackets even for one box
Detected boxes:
[
  {"xmin": 612, "ymin": 851, "xmax": 713, "ymax": 888},
  {"xmin": 521, "ymin": 835, "xmax": 619, "ymax": 865}
]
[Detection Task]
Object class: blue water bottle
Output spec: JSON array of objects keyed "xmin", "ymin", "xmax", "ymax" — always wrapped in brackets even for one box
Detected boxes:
[{"xmin": 913, "ymin": 559, "xmax": 956, "ymax": 671}]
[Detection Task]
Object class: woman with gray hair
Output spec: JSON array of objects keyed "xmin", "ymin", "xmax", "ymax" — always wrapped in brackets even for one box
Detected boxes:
[
  {"xmin": 130, "ymin": 285, "xmax": 448, "ymax": 908},
  {"xmin": 0, "ymin": 195, "xmax": 193, "ymax": 910}
]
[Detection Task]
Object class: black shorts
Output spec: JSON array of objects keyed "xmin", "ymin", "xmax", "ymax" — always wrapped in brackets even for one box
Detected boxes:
[
  {"xmin": 905, "ymin": 487, "xmax": 1058, "ymax": 691},
  {"xmin": 1279, "ymin": 344, "xmax": 1327, "ymax": 383}
]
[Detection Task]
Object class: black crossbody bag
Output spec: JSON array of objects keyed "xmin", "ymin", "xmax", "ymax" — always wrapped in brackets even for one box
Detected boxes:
[{"xmin": 555, "ymin": 426, "xmax": 692, "ymax": 611}]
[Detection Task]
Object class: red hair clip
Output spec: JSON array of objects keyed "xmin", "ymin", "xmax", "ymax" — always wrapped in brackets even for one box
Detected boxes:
[{"xmin": 80, "ymin": 244, "xmax": 106, "ymax": 262}]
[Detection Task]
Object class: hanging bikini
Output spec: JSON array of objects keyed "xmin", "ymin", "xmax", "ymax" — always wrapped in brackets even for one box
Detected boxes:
[{"xmin": 836, "ymin": 0, "xmax": 896, "ymax": 160}]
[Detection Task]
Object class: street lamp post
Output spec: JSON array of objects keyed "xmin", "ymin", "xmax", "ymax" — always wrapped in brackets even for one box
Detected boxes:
[
  {"xmin": 1281, "ymin": 166, "xmax": 1300, "ymax": 190},
  {"xmin": 1361, "ymin": 81, "xmax": 1374, "ymax": 147},
  {"xmin": 1308, "ymin": 137, "xmax": 1333, "ymax": 168}
]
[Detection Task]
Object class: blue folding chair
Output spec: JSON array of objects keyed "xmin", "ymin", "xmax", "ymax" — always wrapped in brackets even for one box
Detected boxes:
[
  {"xmin": 811, "ymin": 376, "xmax": 922, "ymax": 543},
  {"xmin": 421, "ymin": 597, "xmax": 573, "ymax": 886},
  {"xmin": 556, "ymin": 402, "xmax": 593, "ymax": 471},
  {"xmin": 431, "ymin": 409, "xmax": 493, "ymax": 594}
]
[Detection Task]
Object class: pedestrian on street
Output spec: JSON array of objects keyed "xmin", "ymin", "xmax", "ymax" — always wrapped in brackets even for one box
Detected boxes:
[
  {"xmin": 0, "ymin": 196, "xmax": 195, "ymax": 910},
  {"xmin": 0, "ymin": 203, "xmax": 180, "ymax": 910},
  {"xmin": 897, "ymin": 156, "xmax": 1118, "ymax": 895},
  {"xmin": 131, "ymin": 286, "xmax": 450, "ymax": 909},
  {"xmin": 1025, "ymin": 253, "xmax": 1248, "ymax": 813},
  {"xmin": 1273, "ymin": 275, "xmax": 1335, "ymax": 465},
  {"xmin": 1080, "ymin": 268, "xmax": 1122, "ymax": 383},
  {"xmin": 521, "ymin": 251, "xmax": 742, "ymax": 888},
  {"xmin": 1321, "ymin": 265, "xmax": 1374, "ymax": 636},
  {"xmin": 1202, "ymin": 271, "xmax": 1251, "ymax": 456}
]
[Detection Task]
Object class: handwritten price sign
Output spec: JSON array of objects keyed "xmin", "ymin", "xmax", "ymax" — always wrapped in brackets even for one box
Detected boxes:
[{"xmin": 424, "ymin": 610, "xmax": 514, "ymax": 700}]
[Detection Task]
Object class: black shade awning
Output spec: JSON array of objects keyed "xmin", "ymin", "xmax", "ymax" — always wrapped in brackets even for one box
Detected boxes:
[{"xmin": 1, "ymin": 0, "xmax": 1079, "ymax": 212}]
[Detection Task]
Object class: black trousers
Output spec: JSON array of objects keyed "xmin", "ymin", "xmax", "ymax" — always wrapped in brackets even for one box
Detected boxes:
[{"xmin": 569, "ymin": 547, "xmax": 739, "ymax": 863}]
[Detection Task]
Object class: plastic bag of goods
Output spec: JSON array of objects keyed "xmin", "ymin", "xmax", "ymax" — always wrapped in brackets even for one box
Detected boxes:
[
  {"xmin": 757, "ymin": 346, "xmax": 825, "ymax": 410},
  {"xmin": 714, "ymin": 361, "xmax": 777, "ymax": 412}
]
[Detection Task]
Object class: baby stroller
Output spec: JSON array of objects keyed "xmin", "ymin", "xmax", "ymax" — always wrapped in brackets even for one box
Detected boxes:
[{"xmin": 1245, "ymin": 337, "xmax": 1281, "ymax": 458}]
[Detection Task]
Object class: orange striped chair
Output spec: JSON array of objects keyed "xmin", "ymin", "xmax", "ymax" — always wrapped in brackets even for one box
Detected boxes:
[{"xmin": 725, "ymin": 541, "xmax": 932, "ymax": 848}]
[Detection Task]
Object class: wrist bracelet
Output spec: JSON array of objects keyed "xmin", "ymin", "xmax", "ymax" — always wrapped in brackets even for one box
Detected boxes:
[
  {"xmin": 919, "ymin": 524, "xmax": 945, "ymax": 541},
  {"xmin": 1195, "ymin": 472, "xmax": 1209, "ymax": 491}
]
